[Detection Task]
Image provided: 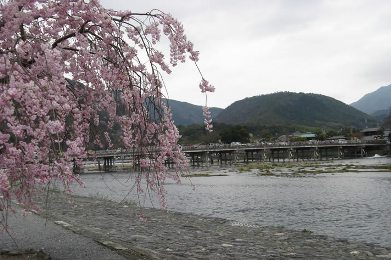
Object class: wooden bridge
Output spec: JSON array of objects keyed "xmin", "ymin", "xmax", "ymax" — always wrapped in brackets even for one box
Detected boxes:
[
  {"xmin": 183, "ymin": 141, "xmax": 389, "ymax": 166},
  {"xmin": 87, "ymin": 141, "xmax": 390, "ymax": 170}
]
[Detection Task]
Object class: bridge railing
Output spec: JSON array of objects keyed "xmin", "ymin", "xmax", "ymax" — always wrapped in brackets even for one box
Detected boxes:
[
  {"xmin": 87, "ymin": 140, "xmax": 388, "ymax": 158},
  {"xmin": 181, "ymin": 140, "xmax": 387, "ymax": 152}
]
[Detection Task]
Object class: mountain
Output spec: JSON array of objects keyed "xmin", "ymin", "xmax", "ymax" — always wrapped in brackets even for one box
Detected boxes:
[
  {"xmin": 350, "ymin": 85, "xmax": 391, "ymax": 114},
  {"xmin": 166, "ymin": 99, "xmax": 223, "ymax": 126},
  {"xmin": 371, "ymin": 109, "xmax": 390, "ymax": 122},
  {"xmin": 215, "ymin": 92, "xmax": 376, "ymax": 129}
]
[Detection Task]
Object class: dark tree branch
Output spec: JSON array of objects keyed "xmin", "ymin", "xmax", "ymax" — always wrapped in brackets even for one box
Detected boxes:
[
  {"xmin": 52, "ymin": 32, "xmax": 76, "ymax": 49},
  {"xmin": 52, "ymin": 20, "xmax": 90, "ymax": 49},
  {"xmin": 19, "ymin": 24, "xmax": 26, "ymax": 41}
]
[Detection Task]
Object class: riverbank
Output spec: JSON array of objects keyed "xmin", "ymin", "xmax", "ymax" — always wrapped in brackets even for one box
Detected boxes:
[
  {"xmin": 236, "ymin": 160, "xmax": 391, "ymax": 176},
  {"xmin": 8, "ymin": 191, "xmax": 391, "ymax": 259},
  {"xmin": 0, "ymin": 198, "xmax": 126, "ymax": 260}
]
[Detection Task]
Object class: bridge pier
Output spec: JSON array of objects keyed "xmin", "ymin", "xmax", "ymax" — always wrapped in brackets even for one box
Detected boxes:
[
  {"xmin": 219, "ymin": 151, "xmax": 234, "ymax": 165},
  {"xmin": 244, "ymin": 150, "xmax": 263, "ymax": 163},
  {"xmin": 338, "ymin": 146, "xmax": 344, "ymax": 159},
  {"xmin": 361, "ymin": 147, "xmax": 366, "ymax": 157},
  {"xmin": 101, "ymin": 156, "xmax": 115, "ymax": 171},
  {"xmin": 190, "ymin": 153, "xmax": 200, "ymax": 167},
  {"xmin": 164, "ymin": 158, "xmax": 175, "ymax": 168}
]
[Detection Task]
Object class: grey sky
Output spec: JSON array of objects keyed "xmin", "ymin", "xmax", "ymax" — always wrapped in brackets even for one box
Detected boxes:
[{"xmin": 101, "ymin": 0, "xmax": 391, "ymax": 108}]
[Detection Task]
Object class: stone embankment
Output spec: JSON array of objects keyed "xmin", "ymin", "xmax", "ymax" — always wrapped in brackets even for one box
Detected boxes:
[{"xmin": 36, "ymin": 191, "xmax": 391, "ymax": 259}]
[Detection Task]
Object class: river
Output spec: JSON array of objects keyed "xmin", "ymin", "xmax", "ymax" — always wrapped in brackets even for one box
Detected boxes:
[{"xmin": 72, "ymin": 157, "xmax": 391, "ymax": 247}]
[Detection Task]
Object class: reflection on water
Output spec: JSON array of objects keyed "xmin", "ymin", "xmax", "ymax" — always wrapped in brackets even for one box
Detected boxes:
[{"xmin": 72, "ymin": 157, "xmax": 391, "ymax": 247}]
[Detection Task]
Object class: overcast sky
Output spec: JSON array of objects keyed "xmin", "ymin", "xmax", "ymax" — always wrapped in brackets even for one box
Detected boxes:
[{"xmin": 101, "ymin": 0, "xmax": 391, "ymax": 108}]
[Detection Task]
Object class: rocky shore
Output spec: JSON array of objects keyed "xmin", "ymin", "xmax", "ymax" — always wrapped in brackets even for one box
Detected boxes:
[{"xmin": 28, "ymin": 191, "xmax": 391, "ymax": 259}]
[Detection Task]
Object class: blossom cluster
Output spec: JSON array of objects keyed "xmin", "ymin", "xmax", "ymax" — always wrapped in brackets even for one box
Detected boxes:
[
  {"xmin": 199, "ymin": 79, "xmax": 215, "ymax": 93},
  {"xmin": 0, "ymin": 0, "xmax": 214, "ymax": 221},
  {"xmin": 203, "ymin": 106, "xmax": 214, "ymax": 132}
]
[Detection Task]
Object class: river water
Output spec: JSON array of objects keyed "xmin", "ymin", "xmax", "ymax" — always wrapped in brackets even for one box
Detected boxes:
[{"xmin": 73, "ymin": 157, "xmax": 391, "ymax": 247}]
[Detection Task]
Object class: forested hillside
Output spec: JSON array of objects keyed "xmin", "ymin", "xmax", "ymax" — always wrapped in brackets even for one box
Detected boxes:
[
  {"xmin": 215, "ymin": 92, "xmax": 376, "ymax": 129},
  {"xmin": 166, "ymin": 99, "xmax": 223, "ymax": 126}
]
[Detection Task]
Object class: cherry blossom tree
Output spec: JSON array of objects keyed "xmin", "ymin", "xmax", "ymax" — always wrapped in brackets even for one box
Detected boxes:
[{"xmin": 0, "ymin": 0, "xmax": 214, "ymax": 227}]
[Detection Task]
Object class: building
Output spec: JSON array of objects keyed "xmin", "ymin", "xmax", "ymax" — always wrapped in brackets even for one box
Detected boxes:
[
  {"xmin": 327, "ymin": 136, "xmax": 348, "ymax": 143},
  {"xmin": 360, "ymin": 127, "xmax": 383, "ymax": 141}
]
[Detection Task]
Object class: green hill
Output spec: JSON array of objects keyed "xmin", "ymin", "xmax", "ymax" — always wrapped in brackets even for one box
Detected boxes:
[
  {"xmin": 215, "ymin": 92, "xmax": 376, "ymax": 129},
  {"xmin": 166, "ymin": 99, "xmax": 223, "ymax": 126}
]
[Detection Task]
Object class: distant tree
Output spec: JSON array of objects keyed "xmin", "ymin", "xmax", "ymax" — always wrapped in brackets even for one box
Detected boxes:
[
  {"xmin": 0, "ymin": 0, "xmax": 214, "ymax": 223},
  {"xmin": 326, "ymin": 130, "xmax": 338, "ymax": 138},
  {"xmin": 177, "ymin": 124, "xmax": 219, "ymax": 145},
  {"xmin": 220, "ymin": 125, "xmax": 250, "ymax": 144},
  {"xmin": 289, "ymin": 136, "xmax": 307, "ymax": 142},
  {"xmin": 314, "ymin": 129, "xmax": 327, "ymax": 141}
]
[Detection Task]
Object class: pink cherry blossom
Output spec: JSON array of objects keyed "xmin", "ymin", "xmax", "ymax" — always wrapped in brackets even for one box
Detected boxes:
[
  {"xmin": 0, "ymin": 171, "xmax": 10, "ymax": 196},
  {"xmin": 47, "ymin": 120, "xmax": 64, "ymax": 134},
  {"xmin": 0, "ymin": 0, "xmax": 214, "ymax": 226},
  {"xmin": 199, "ymin": 79, "xmax": 215, "ymax": 93}
]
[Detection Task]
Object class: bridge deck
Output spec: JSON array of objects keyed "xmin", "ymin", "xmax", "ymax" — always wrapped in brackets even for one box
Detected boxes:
[{"xmin": 85, "ymin": 141, "xmax": 388, "ymax": 167}]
